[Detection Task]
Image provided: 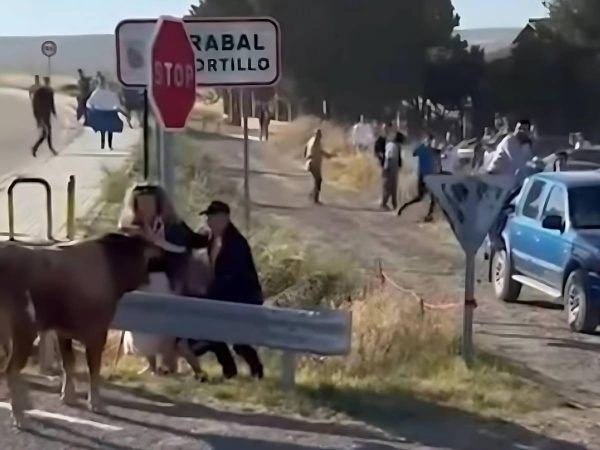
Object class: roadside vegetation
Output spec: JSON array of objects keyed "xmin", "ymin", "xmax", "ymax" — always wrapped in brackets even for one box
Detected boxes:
[
  {"xmin": 269, "ymin": 115, "xmax": 379, "ymax": 192},
  {"xmin": 79, "ymin": 110, "xmax": 556, "ymax": 431}
]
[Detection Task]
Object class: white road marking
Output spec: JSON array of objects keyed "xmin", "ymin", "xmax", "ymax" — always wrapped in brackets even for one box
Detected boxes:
[{"xmin": 0, "ymin": 402, "xmax": 123, "ymax": 431}]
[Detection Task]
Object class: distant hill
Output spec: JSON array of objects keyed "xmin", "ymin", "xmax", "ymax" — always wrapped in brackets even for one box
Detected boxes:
[
  {"xmin": 0, "ymin": 28, "xmax": 522, "ymax": 78},
  {"xmin": 0, "ymin": 34, "xmax": 114, "ymax": 77}
]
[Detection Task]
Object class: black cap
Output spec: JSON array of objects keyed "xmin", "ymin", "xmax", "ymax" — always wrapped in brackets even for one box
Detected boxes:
[{"xmin": 200, "ymin": 200, "xmax": 230, "ymax": 216}]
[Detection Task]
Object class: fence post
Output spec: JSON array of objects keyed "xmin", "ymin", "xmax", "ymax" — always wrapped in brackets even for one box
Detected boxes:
[{"xmin": 281, "ymin": 351, "xmax": 296, "ymax": 391}]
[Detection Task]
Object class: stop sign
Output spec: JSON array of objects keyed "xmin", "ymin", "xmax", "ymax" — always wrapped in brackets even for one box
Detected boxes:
[{"xmin": 149, "ymin": 16, "xmax": 197, "ymax": 130}]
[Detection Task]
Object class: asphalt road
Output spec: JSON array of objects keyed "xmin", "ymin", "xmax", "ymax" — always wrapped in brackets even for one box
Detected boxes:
[
  {"xmin": 0, "ymin": 88, "xmax": 78, "ymax": 182},
  {"xmin": 0, "ymin": 375, "xmax": 416, "ymax": 450}
]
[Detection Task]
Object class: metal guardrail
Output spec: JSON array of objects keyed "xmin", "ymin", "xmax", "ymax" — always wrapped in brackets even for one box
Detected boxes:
[{"xmin": 112, "ymin": 291, "xmax": 352, "ymax": 388}]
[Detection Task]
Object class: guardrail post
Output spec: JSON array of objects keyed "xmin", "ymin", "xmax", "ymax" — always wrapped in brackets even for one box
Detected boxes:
[
  {"xmin": 274, "ymin": 93, "xmax": 280, "ymax": 121},
  {"xmin": 66, "ymin": 175, "xmax": 76, "ymax": 240},
  {"xmin": 281, "ymin": 351, "xmax": 296, "ymax": 391}
]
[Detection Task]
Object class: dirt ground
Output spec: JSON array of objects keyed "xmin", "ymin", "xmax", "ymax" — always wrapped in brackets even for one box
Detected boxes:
[{"xmin": 192, "ymin": 125, "xmax": 600, "ymax": 448}]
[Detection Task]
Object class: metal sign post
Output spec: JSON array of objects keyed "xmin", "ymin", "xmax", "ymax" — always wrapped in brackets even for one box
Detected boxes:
[
  {"xmin": 163, "ymin": 131, "xmax": 176, "ymax": 196},
  {"xmin": 425, "ymin": 174, "xmax": 513, "ymax": 366},
  {"xmin": 241, "ymin": 90, "xmax": 251, "ymax": 231},
  {"xmin": 41, "ymin": 40, "xmax": 57, "ymax": 78},
  {"xmin": 143, "ymin": 89, "xmax": 150, "ymax": 180}
]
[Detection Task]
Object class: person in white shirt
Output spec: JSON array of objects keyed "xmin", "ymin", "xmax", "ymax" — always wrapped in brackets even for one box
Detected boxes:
[
  {"xmin": 351, "ymin": 115, "xmax": 375, "ymax": 152},
  {"xmin": 86, "ymin": 74, "xmax": 125, "ymax": 150},
  {"xmin": 440, "ymin": 132, "xmax": 457, "ymax": 174},
  {"xmin": 381, "ymin": 132, "xmax": 403, "ymax": 210},
  {"xmin": 486, "ymin": 119, "xmax": 533, "ymax": 178}
]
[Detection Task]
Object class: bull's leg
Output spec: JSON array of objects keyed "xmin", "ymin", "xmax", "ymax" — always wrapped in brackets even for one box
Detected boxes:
[
  {"xmin": 85, "ymin": 332, "xmax": 107, "ymax": 414},
  {"xmin": 6, "ymin": 323, "xmax": 35, "ymax": 428},
  {"xmin": 57, "ymin": 337, "xmax": 77, "ymax": 406}
]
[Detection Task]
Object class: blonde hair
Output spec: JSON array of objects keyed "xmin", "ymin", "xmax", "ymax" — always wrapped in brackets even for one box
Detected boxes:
[{"xmin": 118, "ymin": 183, "xmax": 180, "ymax": 229}]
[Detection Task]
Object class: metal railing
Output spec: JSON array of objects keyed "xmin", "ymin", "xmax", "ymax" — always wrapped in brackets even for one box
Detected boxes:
[
  {"xmin": 8, "ymin": 177, "xmax": 53, "ymax": 242},
  {"xmin": 113, "ymin": 291, "xmax": 352, "ymax": 389}
]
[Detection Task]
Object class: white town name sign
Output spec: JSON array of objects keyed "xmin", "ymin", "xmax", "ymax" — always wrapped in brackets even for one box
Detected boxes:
[{"xmin": 116, "ymin": 17, "xmax": 281, "ymax": 87}]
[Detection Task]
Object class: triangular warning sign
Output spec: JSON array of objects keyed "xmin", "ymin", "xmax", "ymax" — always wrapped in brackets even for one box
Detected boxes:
[{"xmin": 425, "ymin": 175, "xmax": 514, "ymax": 254}]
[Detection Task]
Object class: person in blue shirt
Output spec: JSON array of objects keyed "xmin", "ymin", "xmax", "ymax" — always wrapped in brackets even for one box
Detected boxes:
[{"xmin": 397, "ymin": 134, "xmax": 439, "ymax": 222}]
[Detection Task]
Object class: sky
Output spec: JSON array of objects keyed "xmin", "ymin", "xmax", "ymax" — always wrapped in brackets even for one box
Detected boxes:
[
  {"xmin": 453, "ymin": 0, "xmax": 548, "ymax": 29},
  {"xmin": 0, "ymin": 0, "xmax": 549, "ymax": 36}
]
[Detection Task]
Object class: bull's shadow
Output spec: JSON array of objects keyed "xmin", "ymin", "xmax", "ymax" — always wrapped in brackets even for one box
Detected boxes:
[{"xmin": 95, "ymin": 380, "xmax": 586, "ymax": 450}]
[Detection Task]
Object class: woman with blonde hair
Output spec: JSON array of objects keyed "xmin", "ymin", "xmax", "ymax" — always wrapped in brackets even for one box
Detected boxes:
[{"xmin": 118, "ymin": 183, "xmax": 211, "ymax": 378}]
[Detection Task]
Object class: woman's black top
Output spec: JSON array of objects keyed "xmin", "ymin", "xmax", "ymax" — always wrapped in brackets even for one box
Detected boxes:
[{"xmin": 206, "ymin": 223, "xmax": 263, "ymax": 305}]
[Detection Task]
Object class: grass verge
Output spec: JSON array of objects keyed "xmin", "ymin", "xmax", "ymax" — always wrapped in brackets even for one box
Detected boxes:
[
  {"xmin": 83, "ymin": 113, "xmax": 554, "ymax": 432},
  {"xmin": 106, "ymin": 289, "xmax": 553, "ymax": 428}
]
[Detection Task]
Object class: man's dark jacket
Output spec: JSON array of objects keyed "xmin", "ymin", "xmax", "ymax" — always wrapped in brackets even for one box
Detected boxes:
[
  {"xmin": 207, "ymin": 223, "xmax": 263, "ymax": 305},
  {"xmin": 374, "ymin": 136, "xmax": 386, "ymax": 168}
]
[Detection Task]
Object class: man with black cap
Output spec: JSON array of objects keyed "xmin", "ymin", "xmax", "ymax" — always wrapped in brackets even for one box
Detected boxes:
[{"xmin": 197, "ymin": 200, "xmax": 264, "ymax": 379}]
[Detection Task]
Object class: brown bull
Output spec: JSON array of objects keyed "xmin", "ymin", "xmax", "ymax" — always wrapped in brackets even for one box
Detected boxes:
[{"xmin": 0, "ymin": 233, "xmax": 158, "ymax": 428}]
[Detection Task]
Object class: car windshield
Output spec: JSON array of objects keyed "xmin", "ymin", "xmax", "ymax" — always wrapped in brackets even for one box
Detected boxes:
[{"xmin": 570, "ymin": 186, "xmax": 600, "ymax": 229}]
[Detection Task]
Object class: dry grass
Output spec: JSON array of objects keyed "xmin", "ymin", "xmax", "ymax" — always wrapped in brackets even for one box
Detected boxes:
[
  {"xmin": 106, "ymin": 288, "xmax": 553, "ymax": 424},
  {"xmin": 300, "ymin": 290, "xmax": 552, "ymax": 417},
  {"xmin": 270, "ymin": 115, "xmax": 379, "ymax": 191}
]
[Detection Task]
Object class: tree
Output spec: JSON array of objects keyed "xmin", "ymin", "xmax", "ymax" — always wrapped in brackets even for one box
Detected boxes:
[
  {"xmin": 189, "ymin": 0, "xmax": 462, "ymax": 121},
  {"xmin": 484, "ymin": 16, "xmax": 600, "ymax": 137},
  {"xmin": 546, "ymin": 0, "xmax": 600, "ymax": 47}
]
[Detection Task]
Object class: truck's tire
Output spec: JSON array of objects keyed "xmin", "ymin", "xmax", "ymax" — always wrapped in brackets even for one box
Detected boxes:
[
  {"xmin": 565, "ymin": 270, "xmax": 599, "ymax": 333},
  {"xmin": 493, "ymin": 249, "xmax": 521, "ymax": 302}
]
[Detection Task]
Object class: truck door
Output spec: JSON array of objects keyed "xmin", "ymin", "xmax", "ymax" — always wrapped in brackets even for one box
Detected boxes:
[
  {"xmin": 536, "ymin": 186, "xmax": 570, "ymax": 289},
  {"xmin": 510, "ymin": 179, "xmax": 548, "ymax": 277}
]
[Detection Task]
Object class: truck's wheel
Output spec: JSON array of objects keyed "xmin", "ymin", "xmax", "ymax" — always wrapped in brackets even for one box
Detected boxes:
[
  {"xmin": 493, "ymin": 249, "xmax": 521, "ymax": 302},
  {"xmin": 565, "ymin": 270, "xmax": 599, "ymax": 333}
]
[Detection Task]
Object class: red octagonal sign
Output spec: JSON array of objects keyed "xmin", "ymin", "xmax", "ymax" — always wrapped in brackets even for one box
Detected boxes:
[{"xmin": 149, "ymin": 16, "xmax": 197, "ymax": 131}]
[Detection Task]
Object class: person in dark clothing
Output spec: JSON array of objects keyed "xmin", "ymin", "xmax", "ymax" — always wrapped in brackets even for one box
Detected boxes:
[
  {"xmin": 258, "ymin": 103, "xmax": 272, "ymax": 142},
  {"xmin": 374, "ymin": 123, "xmax": 390, "ymax": 168},
  {"xmin": 31, "ymin": 76, "xmax": 57, "ymax": 157},
  {"xmin": 381, "ymin": 131, "xmax": 404, "ymax": 210},
  {"xmin": 29, "ymin": 75, "xmax": 40, "ymax": 102},
  {"xmin": 76, "ymin": 68, "xmax": 92, "ymax": 123},
  {"xmin": 189, "ymin": 201, "xmax": 265, "ymax": 379}
]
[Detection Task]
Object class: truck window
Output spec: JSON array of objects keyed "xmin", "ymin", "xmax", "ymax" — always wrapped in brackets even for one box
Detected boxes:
[
  {"xmin": 522, "ymin": 180, "xmax": 546, "ymax": 219},
  {"xmin": 543, "ymin": 187, "xmax": 566, "ymax": 220},
  {"xmin": 570, "ymin": 186, "xmax": 600, "ymax": 229}
]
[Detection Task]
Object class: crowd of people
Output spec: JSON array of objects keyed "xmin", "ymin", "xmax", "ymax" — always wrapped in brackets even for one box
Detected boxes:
[{"xmin": 303, "ymin": 114, "xmax": 539, "ymax": 219}]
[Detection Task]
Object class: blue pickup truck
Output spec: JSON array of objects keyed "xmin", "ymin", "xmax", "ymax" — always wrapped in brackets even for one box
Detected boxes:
[{"xmin": 491, "ymin": 171, "xmax": 600, "ymax": 333}]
